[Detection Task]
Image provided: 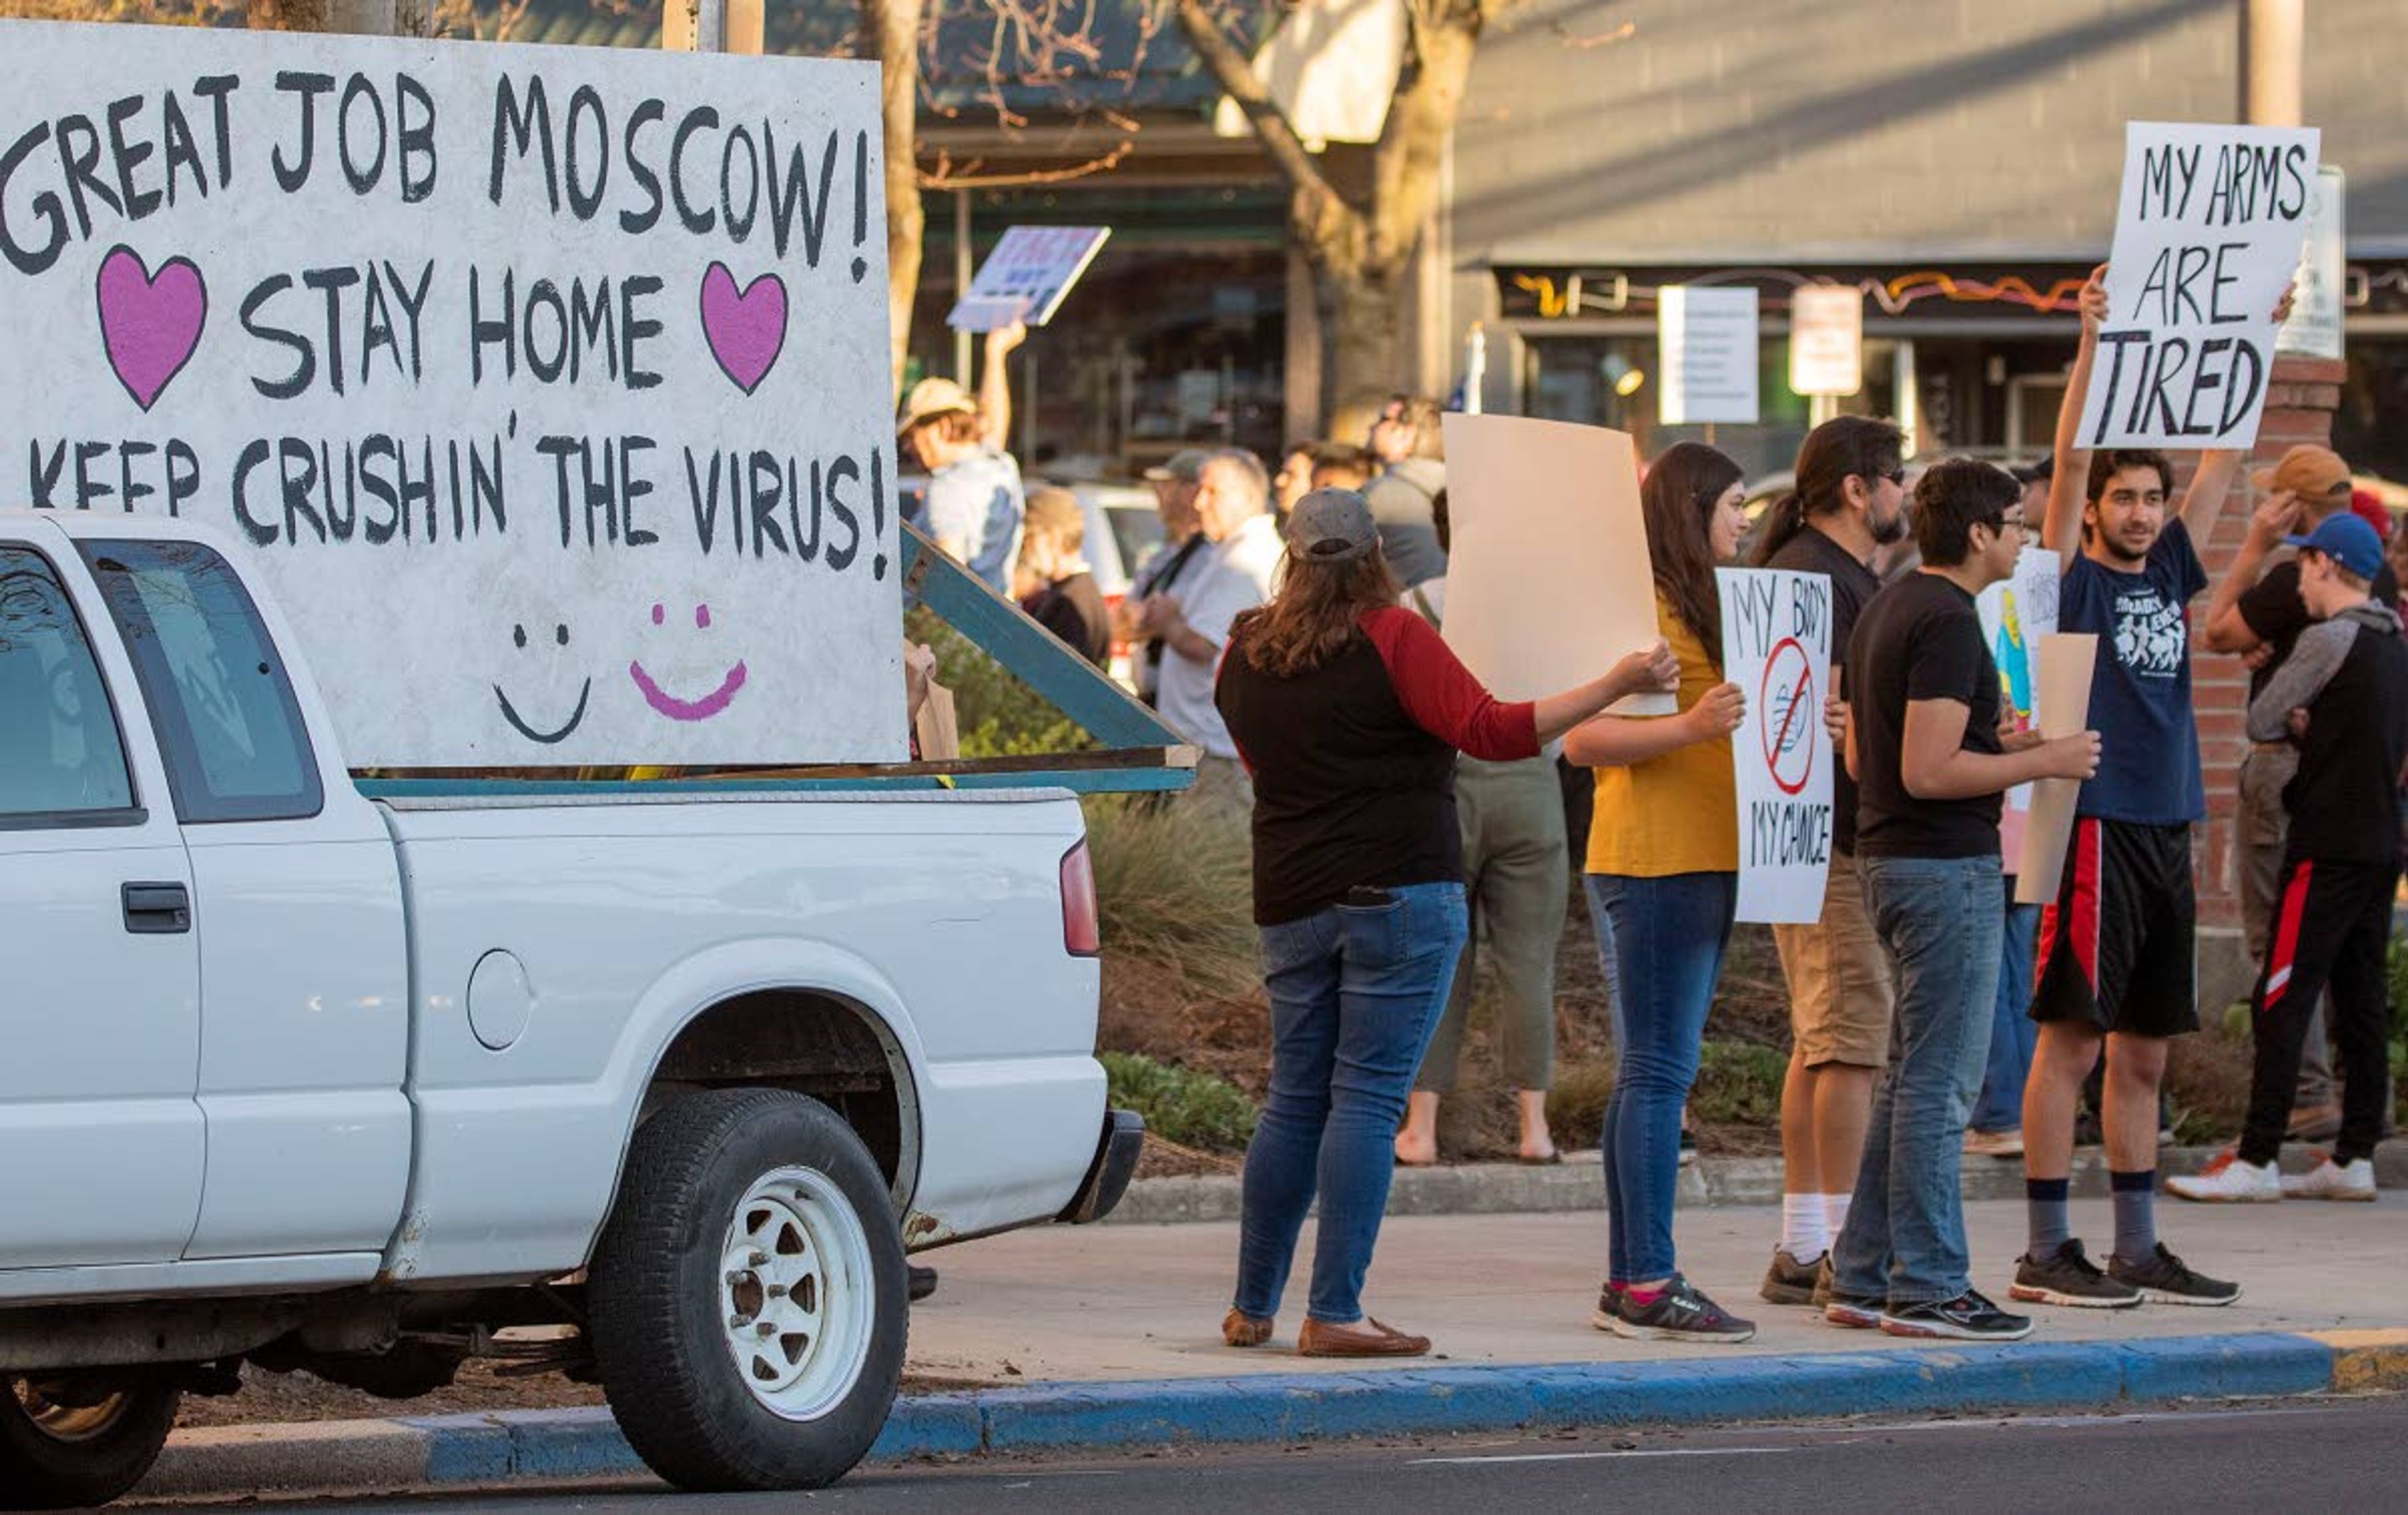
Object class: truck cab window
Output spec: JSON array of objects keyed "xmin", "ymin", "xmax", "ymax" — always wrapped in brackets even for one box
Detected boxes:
[
  {"xmin": 82, "ymin": 540, "xmax": 323, "ymax": 825},
  {"xmin": 0, "ymin": 546, "xmax": 139, "ymax": 826}
]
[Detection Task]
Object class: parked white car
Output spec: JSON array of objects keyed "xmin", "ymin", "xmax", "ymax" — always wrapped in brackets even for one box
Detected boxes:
[{"xmin": 0, "ymin": 510, "xmax": 1141, "ymax": 1507}]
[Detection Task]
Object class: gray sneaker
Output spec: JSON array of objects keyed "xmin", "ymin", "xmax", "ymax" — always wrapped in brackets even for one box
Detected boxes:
[
  {"xmin": 2110, "ymin": 1243, "xmax": 2241, "ymax": 1306},
  {"xmin": 1760, "ymin": 1248, "xmax": 1824, "ymax": 1306},
  {"xmin": 1595, "ymin": 1272, "xmax": 1756, "ymax": 1344},
  {"xmin": 2010, "ymin": 1239, "xmax": 2142, "ymax": 1309}
]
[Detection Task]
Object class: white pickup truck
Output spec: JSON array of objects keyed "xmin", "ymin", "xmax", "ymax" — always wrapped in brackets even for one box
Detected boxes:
[{"xmin": 0, "ymin": 510, "xmax": 1142, "ymax": 1507}]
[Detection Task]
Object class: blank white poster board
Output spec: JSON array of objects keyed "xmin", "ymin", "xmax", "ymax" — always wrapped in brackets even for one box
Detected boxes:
[
  {"xmin": 1439, "ymin": 413, "xmax": 1673, "ymax": 717},
  {"xmin": 2015, "ymin": 633, "xmax": 2100, "ymax": 905}
]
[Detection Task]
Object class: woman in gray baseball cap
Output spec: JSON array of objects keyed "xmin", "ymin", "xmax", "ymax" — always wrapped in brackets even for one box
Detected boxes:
[{"xmin": 1210, "ymin": 488, "xmax": 1675, "ymax": 1358}]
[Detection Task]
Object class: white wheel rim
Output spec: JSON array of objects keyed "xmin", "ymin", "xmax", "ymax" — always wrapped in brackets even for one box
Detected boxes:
[
  {"xmin": 14, "ymin": 1380, "xmax": 130, "ymax": 1443},
  {"xmin": 717, "ymin": 1166, "xmax": 875, "ymax": 1421}
]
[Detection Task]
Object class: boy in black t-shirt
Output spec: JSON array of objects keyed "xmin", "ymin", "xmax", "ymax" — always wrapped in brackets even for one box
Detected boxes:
[
  {"xmin": 2170, "ymin": 514, "xmax": 2408, "ymax": 1204},
  {"xmin": 1823, "ymin": 461, "xmax": 2098, "ymax": 1343}
]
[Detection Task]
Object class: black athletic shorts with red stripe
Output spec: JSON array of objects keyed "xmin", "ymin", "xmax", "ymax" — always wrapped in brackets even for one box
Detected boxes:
[{"xmin": 2030, "ymin": 818, "xmax": 2200, "ymax": 1037}]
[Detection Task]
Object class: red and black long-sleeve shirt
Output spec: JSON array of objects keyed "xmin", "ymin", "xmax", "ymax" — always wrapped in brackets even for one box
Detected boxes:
[{"xmin": 1215, "ymin": 606, "xmax": 1539, "ymax": 924}]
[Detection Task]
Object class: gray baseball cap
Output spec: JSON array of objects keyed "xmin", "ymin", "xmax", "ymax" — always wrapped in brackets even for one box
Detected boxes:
[
  {"xmin": 1287, "ymin": 487, "xmax": 1378, "ymax": 562},
  {"xmin": 1142, "ymin": 448, "xmax": 1212, "ymax": 484}
]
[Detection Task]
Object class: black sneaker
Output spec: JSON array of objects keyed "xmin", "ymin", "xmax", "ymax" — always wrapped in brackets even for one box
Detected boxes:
[
  {"xmin": 1595, "ymin": 1273, "xmax": 1755, "ymax": 1343},
  {"xmin": 1823, "ymin": 1287, "xmax": 1883, "ymax": 1329},
  {"xmin": 1760, "ymin": 1248, "xmax": 1824, "ymax": 1306},
  {"xmin": 2110, "ymin": 1243, "xmax": 2241, "ymax": 1306},
  {"xmin": 1879, "ymin": 1290, "xmax": 2033, "ymax": 1341},
  {"xmin": 2009, "ymin": 1240, "xmax": 2142, "ymax": 1310}
]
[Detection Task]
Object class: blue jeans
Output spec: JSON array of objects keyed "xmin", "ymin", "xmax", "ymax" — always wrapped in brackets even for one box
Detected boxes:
[
  {"xmin": 1972, "ymin": 896, "xmax": 2042, "ymax": 1132},
  {"xmin": 1834, "ymin": 856, "xmax": 2004, "ymax": 1306},
  {"xmin": 1584, "ymin": 871, "xmax": 1736, "ymax": 1283},
  {"xmin": 1233, "ymin": 880, "xmax": 1468, "ymax": 1323}
]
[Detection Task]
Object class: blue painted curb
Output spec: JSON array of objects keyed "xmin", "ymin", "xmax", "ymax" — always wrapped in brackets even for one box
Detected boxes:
[{"xmin": 386, "ymin": 1330, "xmax": 2372, "ymax": 1485}]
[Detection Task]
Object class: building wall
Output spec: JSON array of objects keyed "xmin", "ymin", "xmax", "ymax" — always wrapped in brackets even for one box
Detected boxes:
[{"xmin": 1449, "ymin": 0, "xmax": 2408, "ymax": 268}]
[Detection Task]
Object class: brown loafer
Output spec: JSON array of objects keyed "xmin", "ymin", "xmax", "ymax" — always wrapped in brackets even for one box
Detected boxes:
[
  {"xmin": 1296, "ymin": 1316, "xmax": 1430, "ymax": 1358},
  {"xmin": 1222, "ymin": 1309, "xmax": 1274, "ymax": 1347}
]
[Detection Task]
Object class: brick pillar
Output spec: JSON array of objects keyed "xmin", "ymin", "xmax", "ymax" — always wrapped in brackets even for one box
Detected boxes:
[{"xmin": 2188, "ymin": 353, "xmax": 2348, "ymax": 1008}]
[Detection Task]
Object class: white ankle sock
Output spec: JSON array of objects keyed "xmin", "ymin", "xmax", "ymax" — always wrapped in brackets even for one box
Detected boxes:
[
  {"xmin": 1780, "ymin": 1193, "xmax": 1827, "ymax": 1260},
  {"xmin": 1825, "ymin": 1193, "xmax": 1853, "ymax": 1244}
]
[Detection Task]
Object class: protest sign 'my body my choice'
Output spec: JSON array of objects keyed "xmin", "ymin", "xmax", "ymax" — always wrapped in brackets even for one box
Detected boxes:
[
  {"xmin": 1716, "ymin": 566, "xmax": 1832, "ymax": 925},
  {"xmin": 0, "ymin": 20, "xmax": 900, "ymax": 766},
  {"xmin": 2079, "ymin": 121, "xmax": 2320, "ymax": 451}
]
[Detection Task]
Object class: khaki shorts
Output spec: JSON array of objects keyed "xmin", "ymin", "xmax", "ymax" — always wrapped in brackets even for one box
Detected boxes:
[{"xmin": 1771, "ymin": 853, "xmax": 1896, "ymax": 1069}]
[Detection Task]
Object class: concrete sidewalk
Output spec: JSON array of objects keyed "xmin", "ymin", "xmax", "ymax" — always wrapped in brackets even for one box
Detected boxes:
[
  {"xmin": 139, "ymin": 1196, "xmax": 2408, "ymax": 1501},
  {"xmin": 905, "ymin": 1195, "xmax": 2408, "ymax": 1383}
]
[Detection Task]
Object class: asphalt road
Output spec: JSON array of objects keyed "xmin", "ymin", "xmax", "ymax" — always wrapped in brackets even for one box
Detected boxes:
[{"xmin": 132, "ymin": 1395, "xmax": 2405, "ymax": 1513}]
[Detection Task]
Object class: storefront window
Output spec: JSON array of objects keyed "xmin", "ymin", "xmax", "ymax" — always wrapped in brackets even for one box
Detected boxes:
[{"xmin": 1523, "ymin": 332, "xmax": 1903, "ymax": 483}]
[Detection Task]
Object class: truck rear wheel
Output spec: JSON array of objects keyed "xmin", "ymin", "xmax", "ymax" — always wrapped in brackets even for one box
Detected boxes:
[
  {"xmin": 588, "ymin": 1088, "xmax": 906, "ymax": 1491},
  {"xmin": 0, "ymin": 1375, "xmax": 181, "ymax": 1509}
]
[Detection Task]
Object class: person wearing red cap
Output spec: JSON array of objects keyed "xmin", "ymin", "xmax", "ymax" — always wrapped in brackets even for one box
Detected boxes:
[
  {"xmin": 2171, "ymin": 512, "xmax": 2408, "ymax": 1204},
  {"xmin": 2200, "ymin": 445, "xmax": 2399, "ymax": 1145}
]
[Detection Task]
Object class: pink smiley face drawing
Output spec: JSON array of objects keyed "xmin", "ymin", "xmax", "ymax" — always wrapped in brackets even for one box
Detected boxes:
[{"xmin": 629, "ymin": 601, "xmax": 749, "ymax": 721}]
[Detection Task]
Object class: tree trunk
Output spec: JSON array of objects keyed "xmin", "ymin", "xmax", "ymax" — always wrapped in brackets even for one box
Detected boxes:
[
  {"xmin": 249, "ymin": 0, "xmax": 396, "ymax": 31},
  {"xmin": 863, "ymin": 0, "xmax": 924, "ymax": 401},
  {"xmin": 1314, "ymin": 256, "xmax": 1409, "ymax": 423}
]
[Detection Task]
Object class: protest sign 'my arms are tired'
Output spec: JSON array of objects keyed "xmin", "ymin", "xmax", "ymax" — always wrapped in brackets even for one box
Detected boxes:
[
  {"xmin": 2078, "ymin": 121, "xmax": 2320, "ymax": 451},
  {"xmin": 0, "ymin": 20, "xmax": 902, "ymax": 767}
]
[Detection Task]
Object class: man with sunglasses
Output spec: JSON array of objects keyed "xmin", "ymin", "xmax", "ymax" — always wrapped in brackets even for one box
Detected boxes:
[{"xmin": 2012, "ymin": 267, "xmax": 2266, "ymax": 1312}]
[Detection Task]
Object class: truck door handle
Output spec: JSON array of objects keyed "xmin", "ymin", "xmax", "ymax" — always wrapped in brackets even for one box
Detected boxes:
[{"xmin": 122, "ymin": 882, "xmax": 192, "ymax": 935}]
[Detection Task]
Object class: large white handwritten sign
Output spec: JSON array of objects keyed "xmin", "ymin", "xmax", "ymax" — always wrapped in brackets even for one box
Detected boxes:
[
  {"xmin": 0, "ymin": 20, "xmax": 902, "ymax": 767},
  {"xmin": 1717, "ymin": 567, "xmax": 1832, "ymax": 924},
  {"xmin": 2078, "ymin": 121, "xmax": 2320, "ymax": 451}
]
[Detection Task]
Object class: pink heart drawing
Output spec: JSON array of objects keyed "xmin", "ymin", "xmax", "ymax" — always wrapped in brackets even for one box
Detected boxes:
[
  {"xmin": 96, "ymin": 245, "xmax": 208, "ymax": 413},
  {"xmin": 698, "ymin": 262, "xmax": 788, "ymax": 396}
]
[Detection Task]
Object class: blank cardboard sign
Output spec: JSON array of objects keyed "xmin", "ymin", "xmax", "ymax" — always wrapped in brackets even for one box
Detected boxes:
[{"xmin": 1437, "ymin": 414, "xmax": 1673, "ymax": 715}]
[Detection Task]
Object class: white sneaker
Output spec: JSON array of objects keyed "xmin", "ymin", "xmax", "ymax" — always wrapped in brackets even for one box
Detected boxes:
[
  {"xmin": 2166, "ymin": 1153, "xmax": 2281, "ymax": 1203},
  {"xmin": 2280, "ymin": 1153, "xmax": 2377, "ymax": 1202},
  {"xmin": 1963, "ymin": 1127, "xmax": 2025, "ymax": 1159}
]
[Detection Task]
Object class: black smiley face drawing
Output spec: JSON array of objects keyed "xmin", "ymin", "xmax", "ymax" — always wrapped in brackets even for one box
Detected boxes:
[{"xmin": 494, "ymin": 619, "xmax": 593, "ymax": 746}]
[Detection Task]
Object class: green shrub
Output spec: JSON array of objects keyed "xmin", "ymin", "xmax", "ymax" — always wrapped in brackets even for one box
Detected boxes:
[
  {"xmin": 1101, "ymin": 1051, "xmax": 1258, "ymax": 1152},
  {"xmin": 906, "ymin": 606, "xmax": 1094, "ymax": 759},
  {"xmin": 1689, "ymin": 1040, "xmax": 1788, "ymax": 1126},
  {"xmin": 1082, "ymin": 793, "xmax": 1259, "ymax": 998},
  {"xmin": 1545, "ymin": 1056, "xmax": 1617, "ymax": 1144}
]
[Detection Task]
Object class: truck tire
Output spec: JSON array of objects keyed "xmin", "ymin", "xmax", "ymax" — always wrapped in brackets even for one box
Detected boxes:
[
  {"xmin": 0, "ymin": 1376, "xmax": 181, "ymax": 1509},
  {"xmin": 588, "ymin": 1088, "xmax": 906, "ymax": 1491}
]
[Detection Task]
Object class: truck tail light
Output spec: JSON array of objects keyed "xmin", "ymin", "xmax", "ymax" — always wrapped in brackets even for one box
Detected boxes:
[{"xmin": 1060, "ymin": 840, "xmax": 1101, "ymax": 958}]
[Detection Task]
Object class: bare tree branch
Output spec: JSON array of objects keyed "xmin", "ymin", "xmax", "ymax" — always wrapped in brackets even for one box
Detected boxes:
[
  {"xmin": 1168, "ymin": 0, "xmax": 1344, "ymax": 218},
  {"xmin": 921, "ymin": 139, "xmax": 1135, "ymax": 189}
]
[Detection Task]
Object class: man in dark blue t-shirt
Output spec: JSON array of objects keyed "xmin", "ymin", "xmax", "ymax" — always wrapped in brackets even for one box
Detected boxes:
[{"xmin": 2012, "ymin": 265, "xmax": 2258, "ymax": 1313}]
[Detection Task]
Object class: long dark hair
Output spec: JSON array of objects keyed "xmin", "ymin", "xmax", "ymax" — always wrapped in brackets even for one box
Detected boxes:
[
  {"xmin": 1642, "ymin": 441, "xmax": 1744, "ymax": 670},
  {"xmin": 1235, "ymin": 548, "xmax": 1400, "ymax": 678},
  {"xmin": 1753, "ymin": 414, "xmax": 1904, "ymax": 564}
]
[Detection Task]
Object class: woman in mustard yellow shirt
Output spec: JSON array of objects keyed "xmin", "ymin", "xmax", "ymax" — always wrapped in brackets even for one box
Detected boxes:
[{"xmin": 1565, "ymin": 441, "xmax": 1751, "ymax": 1343}]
